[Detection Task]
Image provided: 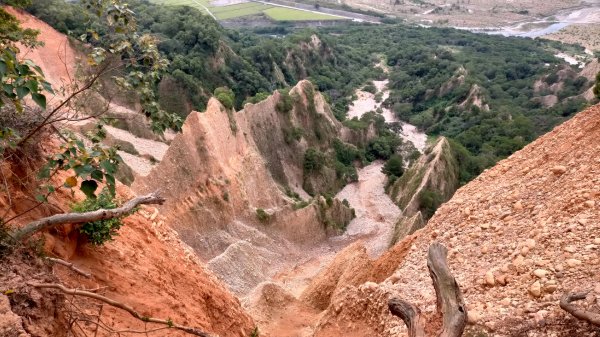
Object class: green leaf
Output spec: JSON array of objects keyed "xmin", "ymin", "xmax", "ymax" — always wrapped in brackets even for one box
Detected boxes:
[
  {"xmin": 16, "ymin": 86, "xmax": 29, "ymax": 99},
  {"xmin": 74, "ymin": 164, "xmax": 94, "ymax": 177},
  {"xmin": 38, "ymin": 165, "xmax": 51, "ymax": 179},
  {"xmin": 41, "ymin": 81, "xmax": 54, "ymax": 94},
  {"xmin": 35, "ymin": 194, "xmax": 48, "ymax": 203},
  {"xmin": 91, "ymin": 170, "xmax": 104, "ymax": 181},
  {"xmin": 105, "ymin": 174, "xmax": 116, "ymax": 196},
  {"xmin": 100, "ymin": 160, "xmax": 117, "ymax": 174},
  {"xmin": 31, "ymin": 93, "xmax": 46, "ymax": 109},
  {"xmin": 80, "ymin": 180, "xmax": 98, "ymax": 199}
]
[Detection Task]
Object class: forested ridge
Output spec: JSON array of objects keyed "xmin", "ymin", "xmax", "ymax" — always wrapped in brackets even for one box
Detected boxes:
[{"xmin": 24, "ymin": 0, "xmax": 596, "ymax": 183}]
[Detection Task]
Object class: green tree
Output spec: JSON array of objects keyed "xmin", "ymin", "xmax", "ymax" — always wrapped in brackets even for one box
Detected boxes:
[{"xmin": 382, "ymin": 154, "xmax": 404, "ymax": 178}]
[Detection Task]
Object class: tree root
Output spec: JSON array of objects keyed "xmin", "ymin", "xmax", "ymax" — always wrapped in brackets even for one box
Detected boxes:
[
  {"xmin": 560, "ymin": 290, "xmax": 600, "ymax": 326},
  {"xmin": 29, "ymin": 282, "xmax": 216, "ymax": 337},
  {"xmin": 46, "ymin": 257, "xmax": 92, "ymax": 278}
]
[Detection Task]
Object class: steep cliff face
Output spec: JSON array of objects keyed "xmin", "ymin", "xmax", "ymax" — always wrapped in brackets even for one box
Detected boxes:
[
  {"xmin": 311, "ymin": 103, "xmax": 600, "ymax": 337},
  {"xmin": 387, "ymin": 136, "xmax": 460, "ymax": 242},
  {"xmin": 133, "ymin": 80, "xmax": 358, "ymax": 296}
]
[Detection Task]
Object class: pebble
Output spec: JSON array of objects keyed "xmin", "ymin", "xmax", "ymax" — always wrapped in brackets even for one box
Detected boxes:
[
  {"xmin": 550, "ymin": 166, "xmax": 566, "ymax": 175},
  {"xmin": 566, "ymin": 259, "xmax": 582, "ymax": 268},
  {"xmin": 468, "ymin": 310, "xmax": 483, "ymax": 324},
  {"xmin": 525, "ymin": 239, "xmax": 536, "ymax": 249},
  {"xmin": 485, "ymin": 270, "xmax": 495, "ymax": 286},
  {"xmin": 594, "ymin": 238, "xmax": 600, "ymax": 245},
  {"xmin": 514, "ymin": 200, "xmax": 523, "ymax": 210},
  {"xmin": 564, "ymin": 246, "xmax": 577, "ymax": 253},
  {"xmin": 533, "ymin": 269, "xmax": 548, "ymax": 278},
  {"xmin": 584, "ymin": 200, "xmax": 595, "ymax": 208},
  {"xmin": 529, "ymin": 281, "xmax": 542, "ymax": 297}
]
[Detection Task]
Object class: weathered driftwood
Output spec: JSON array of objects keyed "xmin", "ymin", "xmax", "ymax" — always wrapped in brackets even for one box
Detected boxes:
[
  {"xmin": 11, "ymin": 192, "xmax": 165, "ymax": 241},
  {"xmin": 560, "ymin": 290, "xmax": 600, "ymax": 326},
  {"xmin": 388, "ymin": 242, "xmax": 467, "ymax": 337}
]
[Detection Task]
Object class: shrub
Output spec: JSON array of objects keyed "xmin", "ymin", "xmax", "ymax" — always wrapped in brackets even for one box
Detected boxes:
[
  {"xmin": 276, "ymin": 88, "xmax": 293, "ymax": 113},
  {"xmin": 303, "ymin": 147, "xmax": 326, "ymax": 172},
  {"xmin": 71, "ymin": 189, "xmax": 130, "ymax": 245},
  {"xmin": 363, "ymin": 82, "xmax": 377, "ymax": 94},
  {"xmin": 418, "ymin": 189, "xmax": 443, "ymax": 219},
  {"xmin": 243, "ymin": 92, "xmax": 270, "ymax": 105},
  {"xmin": 382, "ymin": 154, "xmax": 404, "ymax": 177},
  {"xmin": 366, "ymin": 135, "xmax": 401, "ymax": 161},
  {"xmin": 214, "ymin": 87, "xmax": 235, "ymax": 109},
  {"xmin": 256, "ymin": 208, "xmax": 270, "ymax": 222}
]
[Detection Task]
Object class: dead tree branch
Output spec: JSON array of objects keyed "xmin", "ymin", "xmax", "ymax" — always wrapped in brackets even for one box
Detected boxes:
[
  {"xmin": 29, "ymin": 283, "xmax": 216, "ymax": 337},
  {"xmin": 560, "ymin": 290, "xmax": 600, "ymax": 326},
  {"xmin": 10, "ymin": 191, "xmax": 165, "ymax": 241},
  {"xmin": 388, "ymin": 242, "xmax": 467, "ymax": 337},
  {"xmin": 389, "ymin": 298, "xmax": 426, "ymax": 337},
  {"xmin": 46, "ymin": 257, "xmax": 92, "ymax": 278}
]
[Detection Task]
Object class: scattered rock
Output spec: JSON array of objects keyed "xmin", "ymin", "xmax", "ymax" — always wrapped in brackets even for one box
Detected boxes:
[
  {"xmin": 529, "ymin": 281, "xmax": 542, "ymax": 297},
  {"xmin": 533, "ymin": 269, "xmax": 548, "ymax": 278},
  {"xmin": 550, "ymin": 165, "xmax": 566, "ymax": 175},
  {"xmin": 564, "ymin": 246, "xmax": 577, "ymax": 253},
  {"xmin": 467, "ymin": 310, "xmax": 483, "ymax": 324},
  {"xmin": 514, "ymin": 200, "xmax": 523, "ymax": 210},
  {"xmin": 525, "ymin": 239, "xmax": 536, "ymax": 249},
  {"xmin": 566, "ymin": 259, "xmax": 582, "ymax": 268},
  {"xmin": 485, "ymin": 270, "xmax": 495, "ymax": 286}
]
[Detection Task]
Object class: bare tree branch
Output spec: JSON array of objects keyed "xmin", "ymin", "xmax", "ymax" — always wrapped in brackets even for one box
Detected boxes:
[
  {"xmin": 560, "ymin": 290, "xmax": 600, "ymax": 326},
  {"xmin": 388, "ymin": 298, "xmax": 425, "ymax": 337},
  {"xmin": 427, "ymin": 242, "xmax": 467, "ymax": 337},
  {"xmin": 29, "ymin": 283, "xmax": 216, "ymax": 337},
  {"xmin": 18, "ymin": 62, "xmax": 111, "ymax": 146},
  {"xmin": 388, "ymin": 243, "xmax": 467, "ymax": 337},
  {"xmin": 46, "ymin": 257, "xmax": 92, "ymax": 278},
  {"xmin": 10, "ymin": 191, "xmax": 165, "ymax": 241}
]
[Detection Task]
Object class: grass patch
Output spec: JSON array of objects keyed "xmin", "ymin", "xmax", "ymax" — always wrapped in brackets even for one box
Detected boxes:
[{"xmin": 263, "ymin": 7, "xmax": 344, "ymax": 21}]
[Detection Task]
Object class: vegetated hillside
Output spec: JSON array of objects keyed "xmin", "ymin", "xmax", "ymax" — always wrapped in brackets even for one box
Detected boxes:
[
  {"xmin": 26, "ymin": 0, "xmax": 596, "ymax": 188},
  {"xmin": 308, "ymin": 103, "xmax": 600, "ymax": 337},
  {"xmin": 0, "ymin": 146, "xmax": 255, "ymax": 337}
]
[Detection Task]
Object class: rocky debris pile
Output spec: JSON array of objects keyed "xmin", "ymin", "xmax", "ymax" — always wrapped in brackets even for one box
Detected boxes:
[
  {"xmin": 312, "ymin": 104, "xmax": 600, "ymax": 337},
  {"xmin": 385, "ymin": 104, "xmax": 600, "ymax": 336}
]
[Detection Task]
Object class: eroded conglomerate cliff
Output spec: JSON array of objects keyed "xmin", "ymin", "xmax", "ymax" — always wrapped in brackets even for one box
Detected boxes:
[
  {"xmin": 133, "ymin": 80, "xmax": 360, "ymax": 296},
  {"xmin": 309, "ymin": 104, "xmax": 600, "ymax": 336}
]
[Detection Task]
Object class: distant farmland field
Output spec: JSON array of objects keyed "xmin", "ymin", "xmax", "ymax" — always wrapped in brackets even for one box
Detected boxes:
[
  {"xmin": 263, "ymin": 7, "xmax": 343, "ymax": 21},
  {"xmin": 149, "ymin": 0, "xmax": 344, "ymax": 21}
]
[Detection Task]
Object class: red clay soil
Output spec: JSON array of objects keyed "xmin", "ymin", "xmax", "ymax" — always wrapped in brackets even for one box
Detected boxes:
[
  {"xmin": 0, "ymin": 140, "xmax": 255, "ymax": 337},
  {"xmin": 6, "ymin": 6, "xmax": 78, "ymax": 100}
]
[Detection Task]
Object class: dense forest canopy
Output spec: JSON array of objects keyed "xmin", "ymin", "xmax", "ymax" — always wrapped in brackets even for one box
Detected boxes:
[{"xmin": 24, "ymin": 0, "xmax": 595, "ymax": 183}]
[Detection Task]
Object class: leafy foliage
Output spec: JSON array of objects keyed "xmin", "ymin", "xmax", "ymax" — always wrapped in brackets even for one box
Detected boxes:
[
  {"xmin": 39, "ymin": 132, "xmax": 121, "ymax": 200},
  {"xmin": 71, "ymin": 189, "xmax": 129, "ymax": 245},
  {"xmin": 382, "ymin": 154, "xmax": 404, "ymax": 178},
  {"xmin": 303, "ymin": 147, "xmax": 326, "ymax": 172},
  {"xmin": 255, "ymin": 208, "xmax": 270, "ymax": 222},
  {"xmin": 418, "ymin": 188, "xmax": 443, "ymax": 219},
  {"xmin": 214, "ymin": 87, "xmax": 235, "ymax": 109}
]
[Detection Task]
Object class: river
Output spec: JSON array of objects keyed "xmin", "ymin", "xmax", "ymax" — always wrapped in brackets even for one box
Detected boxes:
[{"xmin": 462, "ymin": 7, "xmax": 600, "ymax": 38}]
